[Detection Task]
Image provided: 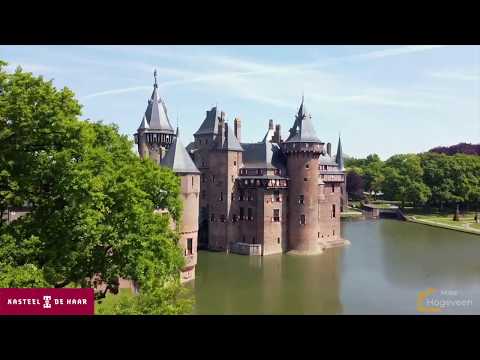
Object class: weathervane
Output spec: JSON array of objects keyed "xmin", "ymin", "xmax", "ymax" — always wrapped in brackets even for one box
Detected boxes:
[{"xmin": 153, "ymin": 69, "xmax": 158, "ymax": 88}]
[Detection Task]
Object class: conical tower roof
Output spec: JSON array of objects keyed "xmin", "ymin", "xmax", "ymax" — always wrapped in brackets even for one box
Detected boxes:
[
  {"xmin": 286, "ymin": 96, "xmax": 321, "ymax": 143},
  {"xmin": 145, "ymin": 70, "xmax": 174, "ymax": 133},
  {"xmin": 137, "ymin": 115, "xmax": 149, "ymax": 130},
  {"xmin": 335, "ymin": 135, "xmax": 345, "ymax": 170},
  {"xmin": 161, "ymin": 128, "xmax": 200, "ymax": 174}
]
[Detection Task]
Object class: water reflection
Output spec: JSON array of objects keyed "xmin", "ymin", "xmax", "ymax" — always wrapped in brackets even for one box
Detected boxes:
[
  {"xmin": 193, "ymin": 248, "xmax": 343, "ymax": 314},
  {"xmin": 377, "ymin": 220, "xmax": 480, "ymax": 289},
  {"xmin": 193, "ymin": 219, "xmax": 480, "ymax": 314}
]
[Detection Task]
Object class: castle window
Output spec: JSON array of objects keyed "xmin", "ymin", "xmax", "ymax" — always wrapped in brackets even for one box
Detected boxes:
[
  {"xmin": 212, "ymin": 175, "xmax": 215, "ymax": 183},
  {"xmin": 202, "ymin": 161, "xmax": 206, "ymax": 167},
  {"xmin": 233, "ymin": 214, "xmax": 238, "ymax": 222},
  {"xmin": 300, "ymin": 215, "xmax": 306, "ymax": 225},
  {"xmin": 274, "ymin": 190, "xmax": 280, "ymax": 202},
  {"xmin": 304, "ymin": 178, "xmax": 308, "ymax": 182},
  {"xmin": 257, "ymin": 169, "xmax": 262, "ymax": 175},
  {"xmin": 333, "ymin": 229, "xmax": 335, "ymax": 236},
  {"xmin": 277, "ymin": 237, "xmax": 280, "ymax": 244},
  {"xmin": 332, "ymin": 184, "xmax": 335, "ymax": 192},
  {"xmin": 332, "ymin": 204, "xmax": 336, "ymax": 218},
  {"xmin": 273, "ymin": 209, "xmax": 280, "ymax": 222},
  {"xmin": 234, "ymin": 161, "xmax": 237, "ymax": 166},
  {"xmin": 220, "ymin": 215, "xmax": 226, "ymax": 222},
  {"xmin": 248, "ymin": 208, "xmax": 253, "ymax": 221},
  {"xmin": 219, "ymin": 192, "xmax": 223, "ymax": 201},
  {"xmin": 306, "ymin": 164, "xmax": 309, "ymax": 169},
  {"xmin": 192, "ymin": 176, "xmax": 194, "ymax": 187},
  {"xmin": 248, "ymin": 191, "xmax": 254, "ymax": 201},
  {"xmin": 274, "ymin": 169, "xmax": 280, "ymax": 175},
  {"xmin": 187, "ymin": 238, "xmax": 193, "ymax": 255},
  {"xmin": 231, "ymin": 175, "xmax": 234, "ymax": 183},
  {"xmin": 202, "ymin": 174, "xmax": 205, "ymax": 183},
  {"xmin": 210, "ymin": 214, "xmax": 215, "ymax": 222},
  {"xmin": 239, "ymin": 191, "xmax": 245, "ymax": 201},
  {"xmin": 240, "ymin": 207, "xmax": 245, "ymax": 220},
  {"xmin": 252, "ymin": 237, "xmax": 256, "ymax": 244},
  {"xmin": 341, "ymin": 187, "xmax": 343, "ymax": 194},
  {"xmin": 318, "ymin": 232, "xmax": 320, "ymax": 238},
  {"xmin": 299, "ymin": 195, "xmax": 304, "ymax": 204}
]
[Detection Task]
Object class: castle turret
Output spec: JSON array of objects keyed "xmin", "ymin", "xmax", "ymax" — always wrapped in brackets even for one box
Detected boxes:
[
  {"xmin": 134, "ymin": 70, "xmax": 176, "ymax": 164},
  {"xmin": 161, "ymin": 127, "xmax": 201, "ymax": 282},
  {"xmin": 283, "ymin": 96, "xmax": 325, "ymax": 254}
]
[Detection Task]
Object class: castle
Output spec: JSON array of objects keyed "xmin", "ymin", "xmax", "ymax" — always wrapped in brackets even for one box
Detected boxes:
[{"xmin": 134, "ymin": 71, "xmax": 348, "ymax": 283}]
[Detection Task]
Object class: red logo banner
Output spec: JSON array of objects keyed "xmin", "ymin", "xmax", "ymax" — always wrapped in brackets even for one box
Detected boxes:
[{"xmin": 0, "ymin": 288, "xmax": 94, "ymax": 315}]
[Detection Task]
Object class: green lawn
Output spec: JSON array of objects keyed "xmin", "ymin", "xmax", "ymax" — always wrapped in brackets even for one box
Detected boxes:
[
  {"xmin": 95, "ymin": 288, "xmax": 133, "ymax": 315},
  {"xmin": 408, "ymin": 212, "xmax": 480, "ymax": 234}
]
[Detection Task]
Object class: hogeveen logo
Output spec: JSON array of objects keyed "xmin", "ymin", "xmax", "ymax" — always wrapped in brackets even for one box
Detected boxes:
[{"xmin": 0, "ymin": 288, "xmax": 94, "ymax": 315}]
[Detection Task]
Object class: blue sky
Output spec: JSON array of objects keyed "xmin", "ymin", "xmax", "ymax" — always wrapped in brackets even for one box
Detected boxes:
[{"xmin": 1, "ymin": 45, "xmax": 479, "ymax": 159}]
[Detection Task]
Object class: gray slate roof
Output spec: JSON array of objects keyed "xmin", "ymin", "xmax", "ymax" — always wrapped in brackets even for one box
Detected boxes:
[
  {"xmin": 319, "ymin": 154, "xmax": 338, "ymax": 166},
  {"xmin": 194, "ymin": 107, "xmax": 220, "ymax": 135},
  {"xmin": 241, "ymin": 142, "xmax": 286, "ymax": 171},
  {"xmin": 286, "ymin": 97, "xmax": 321, "ymax": 143},
  {"xmin": 144, "ymin": 73, "xmax": 174, "ymax": 133},
  {"xmin": 161, "ymin": 129, "xmax": 200, "ymax": 174},
  {"xmin": 335, "ymin": 136, "xmax": 345, "ymax": 170},
  {"xmin": 221, "ymin": 122, "xmax": 243, "ymax": 151},
  {"xmin": 137, "ymin": 115, "xmax": 149, "ymax": 130}
]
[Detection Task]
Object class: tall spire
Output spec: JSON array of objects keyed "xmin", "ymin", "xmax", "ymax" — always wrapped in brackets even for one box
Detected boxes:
[
  {"xmin": 286, "ymin": 95, "xmax": 320, "ymax": 143},
  {"xmin": 336, "ymin": 134, "xmax": 344, "ymax": 170},
  {"xmin": 144, "ymin": 70, "xmax": 174, "ymax": 132}
]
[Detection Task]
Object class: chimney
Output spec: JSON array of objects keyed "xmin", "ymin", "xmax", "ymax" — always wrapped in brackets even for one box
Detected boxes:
[
  {"xmin": 234, "ymin": 117, "xmax": 241, "ymax": 142},
  {"xmin": 218, "ymin": 115, "xmax": 225, "ymax": 148},
  {"xmin": 268, "ymin": 119, "xmax": 274, "ymax": 130},
  {"xmin": 327, "ymin": 142, "xmax": 332, "ymax": 156},
  {"xmin": 274, "ymin": 124, "xmax": 281, "ymax": 143}
]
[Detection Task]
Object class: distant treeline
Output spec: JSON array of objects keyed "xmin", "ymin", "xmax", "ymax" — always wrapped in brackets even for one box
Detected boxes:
[
  {"xmin": 345, "ymin": 145, "xmax": 480, "ymax": 210},
  {"xmin": 429, "ymin": 142, "xmax": 480, "ymax": 156}
]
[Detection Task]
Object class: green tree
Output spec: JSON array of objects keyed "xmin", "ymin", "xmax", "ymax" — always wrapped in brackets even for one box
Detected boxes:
[
  {"xmin": 383, "ymin": 154, "xmax": 431, "ymax": 207},
  {"xmin": 0, "ymin": 62, "xmax": 190, "ymax": 313}
]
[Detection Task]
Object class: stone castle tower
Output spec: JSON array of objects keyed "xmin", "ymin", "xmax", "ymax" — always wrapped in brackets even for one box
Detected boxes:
[
  {"xmin": 134, "ymin": 71, "xmax": 200, "ymax": 282},
  {"xmin": 282, "ymin": 96, "xmax": 325, "ymax": 254},
  {"xmin": 134, "ymin": 70, "xmax": 176, "ymax": 164},
  {"xmin": 188, "ymin": 96, "xmax": 348, "ymax": 256}
]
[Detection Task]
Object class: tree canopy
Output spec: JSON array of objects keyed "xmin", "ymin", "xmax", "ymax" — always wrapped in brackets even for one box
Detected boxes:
[
  {"xmin": 0, "ymin": 61, "xmax": 191, "ymax": 313},
  {"xmin": 345, "ymin": 150, "xmax": 480, "ymax": 209}
]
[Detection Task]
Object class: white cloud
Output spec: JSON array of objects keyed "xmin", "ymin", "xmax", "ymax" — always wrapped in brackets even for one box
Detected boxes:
[
  {"xmin": 429, "ymin": 69, "xmax": 480, "ymax": 81},
  {"xmin": 350, "ymin": 45, "xmax": 447, "ymax": 60},
  {"xmin": 79, "ymin": 45, "xmax": 452, "ymax": 110}
]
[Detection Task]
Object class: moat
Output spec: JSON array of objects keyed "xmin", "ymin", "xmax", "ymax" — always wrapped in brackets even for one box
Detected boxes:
[{"xmin": 190, "ymin": 219, "xmax": 480, "ymax": 314}]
